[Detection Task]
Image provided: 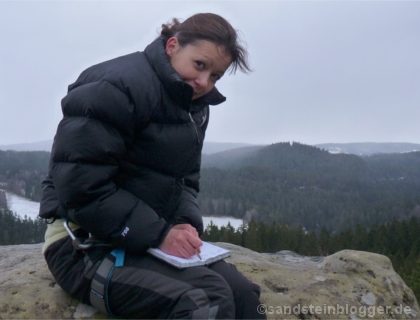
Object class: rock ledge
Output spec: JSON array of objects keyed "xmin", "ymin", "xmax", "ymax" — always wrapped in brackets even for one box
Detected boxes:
[{"xmin": 0, "ymin": 243, "xmax": 418, "ymax": 319}]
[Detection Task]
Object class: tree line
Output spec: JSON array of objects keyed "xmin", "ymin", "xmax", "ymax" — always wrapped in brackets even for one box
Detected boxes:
[
  {"xmin": 0, "ymin": 150, "xmax": 50, "ymax": 201},
  {"xmin": 2, "ymin": 144, "xmax": 420, "ymax": 235},
  {"xmin": 0, "ymin": 209, "xmax": 46, "ymax": 245},
  {"xmin": 202, "ymin": 217, "xmax": 420, "ymax": 302}
]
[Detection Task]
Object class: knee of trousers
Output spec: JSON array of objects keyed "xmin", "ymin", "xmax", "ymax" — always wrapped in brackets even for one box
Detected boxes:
[
  {"xmin": 174, "ymin": 270, "xmax": 235, "ymax": 319},
  {"xmin": 199, "ymin": 270, "xmax": 235, "ymax": 302}
]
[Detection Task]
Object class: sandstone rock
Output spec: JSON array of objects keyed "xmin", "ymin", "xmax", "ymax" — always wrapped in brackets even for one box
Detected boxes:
[
  {"xmin": 0, "ymin": 243, "xmax": 418, "ymax": 319},
  {"xmin": 0, "ymin": 243, "xmax": 105, "ymax": 320},
  {"xmin": 221, "ymin": 243, "xmax": 419, "ymax": 319}
]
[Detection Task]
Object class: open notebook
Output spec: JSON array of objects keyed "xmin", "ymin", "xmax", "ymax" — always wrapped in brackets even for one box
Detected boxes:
[{"xmin": 148, "ymin": 242, "xmax": 230, "ymax": 269}]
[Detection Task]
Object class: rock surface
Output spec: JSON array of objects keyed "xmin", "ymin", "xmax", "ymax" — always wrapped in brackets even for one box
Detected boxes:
[{"xmin": 0, "ymin": 243, "xmax": 418, "ymax": 319}]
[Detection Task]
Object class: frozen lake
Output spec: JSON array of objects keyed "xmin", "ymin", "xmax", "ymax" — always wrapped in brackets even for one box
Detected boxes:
[
  {"xmin": 3, "ymin": 190, "xmax": 40, "ymax": 220},
  {"xmin": 202, "ymin": 216, "xmax": 244, "ymax": 230},
  {"xmin": 3, "ymin": 190, "xmax": 243, "ymax": 230}
]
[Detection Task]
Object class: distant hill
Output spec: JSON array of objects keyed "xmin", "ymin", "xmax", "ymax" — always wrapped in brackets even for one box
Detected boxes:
[
  {"xmin": 198, "ymin": 142, "xmax": 420, "ymax": 232},
  {"xmin": 202, "ymin": 142, "xmax": 262, "ymax": 154},
  {"xmin": 0, "ymin": 140, "xmax": 259, "ymax": 155},
  {"xmin": 315, "ymin": 142, "xmax": 420, "ymax": 155},
  {"xmin": 203, "ymin": 142, "xmax": 368, "ymax": 176},
  {"xmin": 1, "ymin": 141, "xmax": 420, "ymax": 233},
  {"xmin": 3, "ymin": 140, "xmax": 420, "ymax": 156},
  {"xmin": 0, "ymin": 150, "xmax": 50, "ymax": 201},
  {"xmin": 0, "ymin": 140, "xmax": 53, "ymax": 152},
  {"xmin": 202, "ymin": 145, "xmax": 265, "ymax": 168}
]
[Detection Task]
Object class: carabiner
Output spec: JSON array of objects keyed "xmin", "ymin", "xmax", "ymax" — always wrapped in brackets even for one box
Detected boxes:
[{"xmin": 62, "ymin": 219, "xmax": 93, "ymax": 250}]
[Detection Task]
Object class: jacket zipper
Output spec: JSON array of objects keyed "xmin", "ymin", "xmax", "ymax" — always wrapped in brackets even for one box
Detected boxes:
[{"xmin": 189, "ymin": 112, "xmax": 200, "ymax": 144}]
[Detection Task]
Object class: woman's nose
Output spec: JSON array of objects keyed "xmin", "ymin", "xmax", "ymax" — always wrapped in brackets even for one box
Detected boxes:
[{"xmin": 195, "ymin": 73, "xmax": 209, "ymax": 88}]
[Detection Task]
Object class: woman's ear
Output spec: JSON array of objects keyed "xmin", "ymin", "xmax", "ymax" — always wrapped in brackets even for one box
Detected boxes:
[{"xmin": 166, "ymin": 37, "xmax": 179, "ymax": 57}]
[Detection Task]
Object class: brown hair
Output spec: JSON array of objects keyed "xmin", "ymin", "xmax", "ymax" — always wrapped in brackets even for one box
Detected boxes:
[{"xmin": 160, "ymin": 13, "xmax": 251, "ymax": 74}]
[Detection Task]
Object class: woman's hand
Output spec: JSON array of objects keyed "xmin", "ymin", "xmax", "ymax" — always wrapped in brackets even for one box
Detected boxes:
[{"xmin": 158, "ymin": 224, "xmax": 203, "ymax": 258}]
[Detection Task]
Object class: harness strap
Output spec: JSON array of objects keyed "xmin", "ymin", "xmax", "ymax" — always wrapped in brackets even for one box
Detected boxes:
[{"xmin": 90, "ymin": 249, "xmax": 125, "ymax": 318}]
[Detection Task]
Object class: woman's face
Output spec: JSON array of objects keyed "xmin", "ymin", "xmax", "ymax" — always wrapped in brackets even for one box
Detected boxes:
[{"xmin": 166, "ymin": 37, "xmax": 232, "ymax": 100}]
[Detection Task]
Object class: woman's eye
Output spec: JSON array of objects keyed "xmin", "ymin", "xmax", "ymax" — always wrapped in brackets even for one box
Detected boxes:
[
  {"xmin": 196, "ymin": 61, "xmax": 205, "ymax": 69},
  {"xmin": 212, "ymin": 74, "xmax": 221, "ymax": 81}
]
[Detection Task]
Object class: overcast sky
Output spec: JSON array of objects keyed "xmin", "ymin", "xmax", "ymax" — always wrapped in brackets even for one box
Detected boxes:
[{"xmin": 1, "ymin": 1, "xmax": 419, "ymax": 146}]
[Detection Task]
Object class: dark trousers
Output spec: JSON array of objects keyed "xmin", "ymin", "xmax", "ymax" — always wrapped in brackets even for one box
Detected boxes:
[{"xmin": 45, "ymin": 233, "xmax": 266, "ymax": 319}]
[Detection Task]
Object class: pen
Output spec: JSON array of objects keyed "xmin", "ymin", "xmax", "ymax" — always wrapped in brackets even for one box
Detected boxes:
[{"xmin": 196, "ymin": 252, "xmax": 202, "ymax": 260}]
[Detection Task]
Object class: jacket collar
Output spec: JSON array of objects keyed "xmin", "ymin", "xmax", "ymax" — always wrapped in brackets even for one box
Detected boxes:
[{"xmin": 144, "ymin": 37, "xmax": 226, "ymax": 111}]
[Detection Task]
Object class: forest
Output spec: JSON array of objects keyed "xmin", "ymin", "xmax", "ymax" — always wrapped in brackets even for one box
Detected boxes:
[
  {"xmin": 2, "ymin": 143, "xmax": 420, "ymax": 234},
  {"xmin": 0, "ymin": 211, "xmax": 46, "ymax": 245},
  {"xmin": 0, "ymin": 150, "xmax": 50, "ymax": 201},
  {"xmin": 199, "ymin": 142, "xmax": 420, "ymax": 232}
]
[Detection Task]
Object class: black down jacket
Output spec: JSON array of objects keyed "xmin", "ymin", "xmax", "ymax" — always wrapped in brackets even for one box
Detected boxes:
[{"xmin": 39, "ymin": 37, "xmax": 226, "ymax": 252}]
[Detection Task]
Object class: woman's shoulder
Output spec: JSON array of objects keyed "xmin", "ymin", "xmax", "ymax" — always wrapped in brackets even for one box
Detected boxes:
[
  {"xmin": 68, "ymin": 51, "xmax": 161, "ymax": 108},
  {"xmin": 71, "ymin": 52, "xmax": 151, "ymax": 87}
]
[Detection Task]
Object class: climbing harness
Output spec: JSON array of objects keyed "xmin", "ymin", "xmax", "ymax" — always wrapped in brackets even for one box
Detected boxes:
[
  {"xmin": 62, "ymin": 218, "xmax": 125, "ymax": 318},
  {"xmin": 90, "ymin": 249, "xmax": 125, "ymax": 318}
]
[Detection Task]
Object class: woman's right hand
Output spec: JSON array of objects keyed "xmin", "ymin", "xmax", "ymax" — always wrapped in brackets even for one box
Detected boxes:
[{"xmin": 158, "ymin": 224, "xmax": 203, "ymax": 258}]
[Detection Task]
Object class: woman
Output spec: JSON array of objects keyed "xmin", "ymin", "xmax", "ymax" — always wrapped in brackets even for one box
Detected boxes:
[{"xmin": 39, "ymin": 13, "xmax": 265, "ymax": 319}]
